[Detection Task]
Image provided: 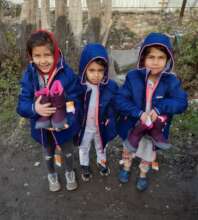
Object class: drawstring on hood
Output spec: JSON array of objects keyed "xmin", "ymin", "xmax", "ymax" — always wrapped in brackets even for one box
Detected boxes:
[
  {"xmin": 137, "ymin": 32, "xmax": 174, "ymax": 73},
  {"xmin": 79, "ymin": 43, "xmax": 109, "ymax": 85}
]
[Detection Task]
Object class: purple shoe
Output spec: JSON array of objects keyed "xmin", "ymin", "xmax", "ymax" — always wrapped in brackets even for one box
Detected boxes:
[
  {"xmin": 35, "ymin": 88, "xmax": 51, "ymax": 129},
  {"xmin": 149, "ymin": 118, "xmax": 171, "ymax": 150},
  {"xmin": 128, "ymin": 122, "xmax": 148, "ymax": 149},
  {"xmin": 50, "ymin": 80, "xmax": 68, "ymax": 129}
]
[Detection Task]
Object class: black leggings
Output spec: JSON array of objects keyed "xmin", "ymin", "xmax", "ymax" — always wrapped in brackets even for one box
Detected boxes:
[{"xmin": 43, "ymin": 134, "xmax": 74, "ymax": 173}]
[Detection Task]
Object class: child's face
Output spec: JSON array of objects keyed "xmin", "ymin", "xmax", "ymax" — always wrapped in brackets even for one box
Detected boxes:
[
  {"xmin": 86, "ymin": 61, "xmax": 105, "ymax": 85},
  {"xmin": 144, "ymin": 47, "xmax": 167, "ymax": 76},
  {"xmin": 32, "ymin": 44, "xmax": 54, "ymax": 73}
]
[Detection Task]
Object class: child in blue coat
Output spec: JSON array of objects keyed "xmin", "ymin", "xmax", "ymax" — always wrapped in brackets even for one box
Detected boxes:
[
  {"xmin": 17, "ymin": 30, "xmax": 82, "ymax": 192},
  {"xmin": 116, "ymin": 32, "xmax": 188, "ymax": 191},
  {"xmin": 77, "ymin": 43, "xmax": 118, "ymax": 182}
]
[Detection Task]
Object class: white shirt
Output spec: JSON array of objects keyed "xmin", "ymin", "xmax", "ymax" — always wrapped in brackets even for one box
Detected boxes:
[{"xmin": 85, "ymin": 81, "xmax": 99, "ymax": 132}]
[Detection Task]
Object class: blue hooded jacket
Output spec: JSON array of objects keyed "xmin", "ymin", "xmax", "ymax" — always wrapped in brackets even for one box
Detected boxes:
[
  {"xmin": 17, "ymin": 52, "xmax": 82, "ymax": 147},
  {"xmin": 77, "ymin": 43, "xmax": 118, "ymax": 148},
  {"xmin": 116, "ymin": 32, "xmax": 188, "ymax": 140}
]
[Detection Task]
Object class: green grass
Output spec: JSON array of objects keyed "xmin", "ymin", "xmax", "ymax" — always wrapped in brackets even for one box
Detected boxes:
[{"xmin": 171, "ymin": 104, "xmax": 198, "ymax": 138}]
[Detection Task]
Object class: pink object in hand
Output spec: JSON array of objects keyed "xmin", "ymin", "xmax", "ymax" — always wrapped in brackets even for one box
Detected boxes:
[
  {"xmin": 34, "ymin": 87, "xmax": 50, "ymax": 97},
  {"xmin": 50, "ymin": 80, "xmax": 63, "ymax": 96},
  {"xmin": 158, "ymin": 115, "xmax": 167, "ymax": 123}
]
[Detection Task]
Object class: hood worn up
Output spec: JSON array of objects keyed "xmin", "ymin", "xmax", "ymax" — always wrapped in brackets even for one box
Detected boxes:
[
  {"xmin": 29, "ymin": 29, "xmax": 61, "ymax": 87},
  {"xmin": 137, "ymin": 32, "xmax": 174, "ymax": 73},
  {"xmin": 79, "ymin": 43, "xmax": 109, "ymax": 85}
]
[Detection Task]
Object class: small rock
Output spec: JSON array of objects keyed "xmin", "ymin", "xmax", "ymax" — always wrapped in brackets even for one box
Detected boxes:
[
  {"xmin": 24, "ymin": 182, "xmax": 29, "ymax": 187},
  {"xmin": 26, "ymin": 192, "xmax": 30, "ymax": 196},
  {"xmin": 34, "ymin": 161, "xmax": 40, "ymax": 167},
  {"xmin": 105, "ymin": 186, "xmax": 111, "ymax": 191}
]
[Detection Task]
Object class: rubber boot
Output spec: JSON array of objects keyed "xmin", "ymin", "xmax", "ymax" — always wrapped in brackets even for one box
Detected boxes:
[
  {"xmin": 149, "ymin": 118, "xmax": 171, "ymax": 150},
  {"xmin": 50, "ymin": 80, "xmax": 68, "ymax": 129},
  {"xmin": 128, "ymin": 122, "xmax": 148, "ymax": 149},
  {"xmin": 35, "ymin": 88, "xmax": 51, "ymax": 129}
]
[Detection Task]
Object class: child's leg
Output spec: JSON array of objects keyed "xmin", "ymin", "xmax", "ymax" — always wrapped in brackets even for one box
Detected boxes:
[
  {"xmin": 136, "ymin": 160, "xmax": 150, "ymax": 191},
  {"xmin": 118, "ymin": 146, "xmax": 134, "ymax": 183},
  {"xmin": 79, "ymin": 131, "xmax": 94, "ymax": 181},
  {"xmin": 43, "ymin": 136, "xmax": 61, "ymax": 192},
  {"xmin": 94, "ymin": 132, "xmax": 106, "ymax": 164},
  {"xmin": 122, "ymin": 147, "xmax": 134, "ymax": 171},
  {"xmin": 61, "ymin": 140, "xmax": 74, "ymax": 172},
  {"xmin": 94, "ymin": 133, "xmax": 110, "ymax": 176},
  {"xmin": 79, "ymin": 131, "xmax": 94, "ymax": 166},
  {"xmin": 45, "ymin": 146, "xmax": 61, "ymax": 191},
  {"xmin": 61, "ymin": 140, "xmax": 77, "ymax": 190},
  {"xmin": 44, "ymin": 145, "xmax": 56, "ymax": 173},
  {"xmin": 139, "ymin": 160, "xmax": 150, "ymax": 177}
]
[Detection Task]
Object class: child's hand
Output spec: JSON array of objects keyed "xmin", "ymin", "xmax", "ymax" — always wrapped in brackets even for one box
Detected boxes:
[
  {"xmin": 149, "ymin": 109, "xmax": 158, "ymax": 122},
  {"xmin": 35, "ymin": 96, "xmax": 56, "ymax": 117},
  {"xmin": 140, "ymin": 112, "xmax": 149, "ymax": 124}
]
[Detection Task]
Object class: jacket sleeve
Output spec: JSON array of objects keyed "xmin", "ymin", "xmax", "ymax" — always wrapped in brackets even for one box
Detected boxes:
[
  {"xmin": 16, "ymin": 71, "xmax": 39, "ymax": 119},
  {"xmin": 107, "ymin": 81, "xmax": 119, "ymax": 118},
  {"xmin": 154, "ymin": 78, "xmax": 188, "ymax": 115},
  {"xmin": 115, "ymin": 74, "xmax": 143, "ymax": 118},
  {"xmin": 63, "ymin": 66, "xmax": 83, "ymax": 115}
]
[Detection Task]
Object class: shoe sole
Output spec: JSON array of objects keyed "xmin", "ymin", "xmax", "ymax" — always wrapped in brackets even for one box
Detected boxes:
[
  {"xmin": 49, "ymin": 185, "xmax": 61, "ymax": 192},
  {"xmin": 66, "ymin": 183, "xmax": 78, "ymax": 191}
]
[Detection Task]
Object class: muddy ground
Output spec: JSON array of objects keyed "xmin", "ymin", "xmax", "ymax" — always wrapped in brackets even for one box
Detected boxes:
[
  {"xmin": 0, "ymin": 122, "xmax": 198, "ymax": 220},
  {"xmin": 0, "ymin": 9, "xmax": 198, "ymax": 220}
]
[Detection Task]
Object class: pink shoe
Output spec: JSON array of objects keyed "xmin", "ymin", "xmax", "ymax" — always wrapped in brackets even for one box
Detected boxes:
[{"xmin": 50, "ymin": 80, "xmax": 68, "ymax": 129}]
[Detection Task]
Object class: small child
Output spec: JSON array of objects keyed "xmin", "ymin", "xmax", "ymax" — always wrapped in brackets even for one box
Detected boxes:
[
  {"xmin": 17, "ymin": 30, "xmax": 82, "ymax": 192},
  {"xmin": 77, "ymin": 43, "xmax": 118, "ymax": 181},
  {"xmin": 116, "ymin": 32, "xmax": 188, "ymax": 191}
]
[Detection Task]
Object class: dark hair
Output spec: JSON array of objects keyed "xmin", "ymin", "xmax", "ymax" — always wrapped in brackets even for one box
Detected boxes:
[
  {"xmin": 140, "ymin": 45, "xmax": 170, "ymax": 67},
  {"xmin": 26, "ymin": 31, "xmax": 54, "ymax": 56},
  {"xmin": 92, "ymin": 58, "xmax": 108, "ymax": 69}
]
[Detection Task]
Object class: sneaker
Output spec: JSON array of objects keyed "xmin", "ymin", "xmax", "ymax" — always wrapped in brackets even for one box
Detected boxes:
[
  {"xmin": 48, "ymin": 173, "xmax": 61, "ymax": 192},
  {"xmin": 136, "ymin": 177, "xmax": 149, "ymax": 192},
  {"xmin": 65, "ymin": 170, "xmax": 78, "ymax": 191},
  {"xmin": 81, "ymin": 165, "xmax": 92, "ymax": 182},
  {"xmin": 50, "ymin": 80, "xmax": 69, "ymax": 130},
  {"xmin": 118, "ymin": 169, "xmax": 130, "ymax": 183},
  {"xmin": 97, "ymin": 163, "xmax": 110, "ymax": 176}
]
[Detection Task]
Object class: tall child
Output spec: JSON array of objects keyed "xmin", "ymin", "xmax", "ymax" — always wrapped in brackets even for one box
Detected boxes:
[
  {"xmin": 116, "ymin": 32, "xmax": 188, "ymax": 191},
  {"xmin": 17, "ymin": 30, "xmax": 81, "ymax": 192},
  {"xmin": 77, "ymin": 43, "xmax": 118, "ymax": 181}
]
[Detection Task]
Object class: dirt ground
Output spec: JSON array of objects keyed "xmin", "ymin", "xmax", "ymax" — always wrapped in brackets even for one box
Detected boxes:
[{"xmin": 0, "ymin": 123, "xmax": 198, "ymax": 220}]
